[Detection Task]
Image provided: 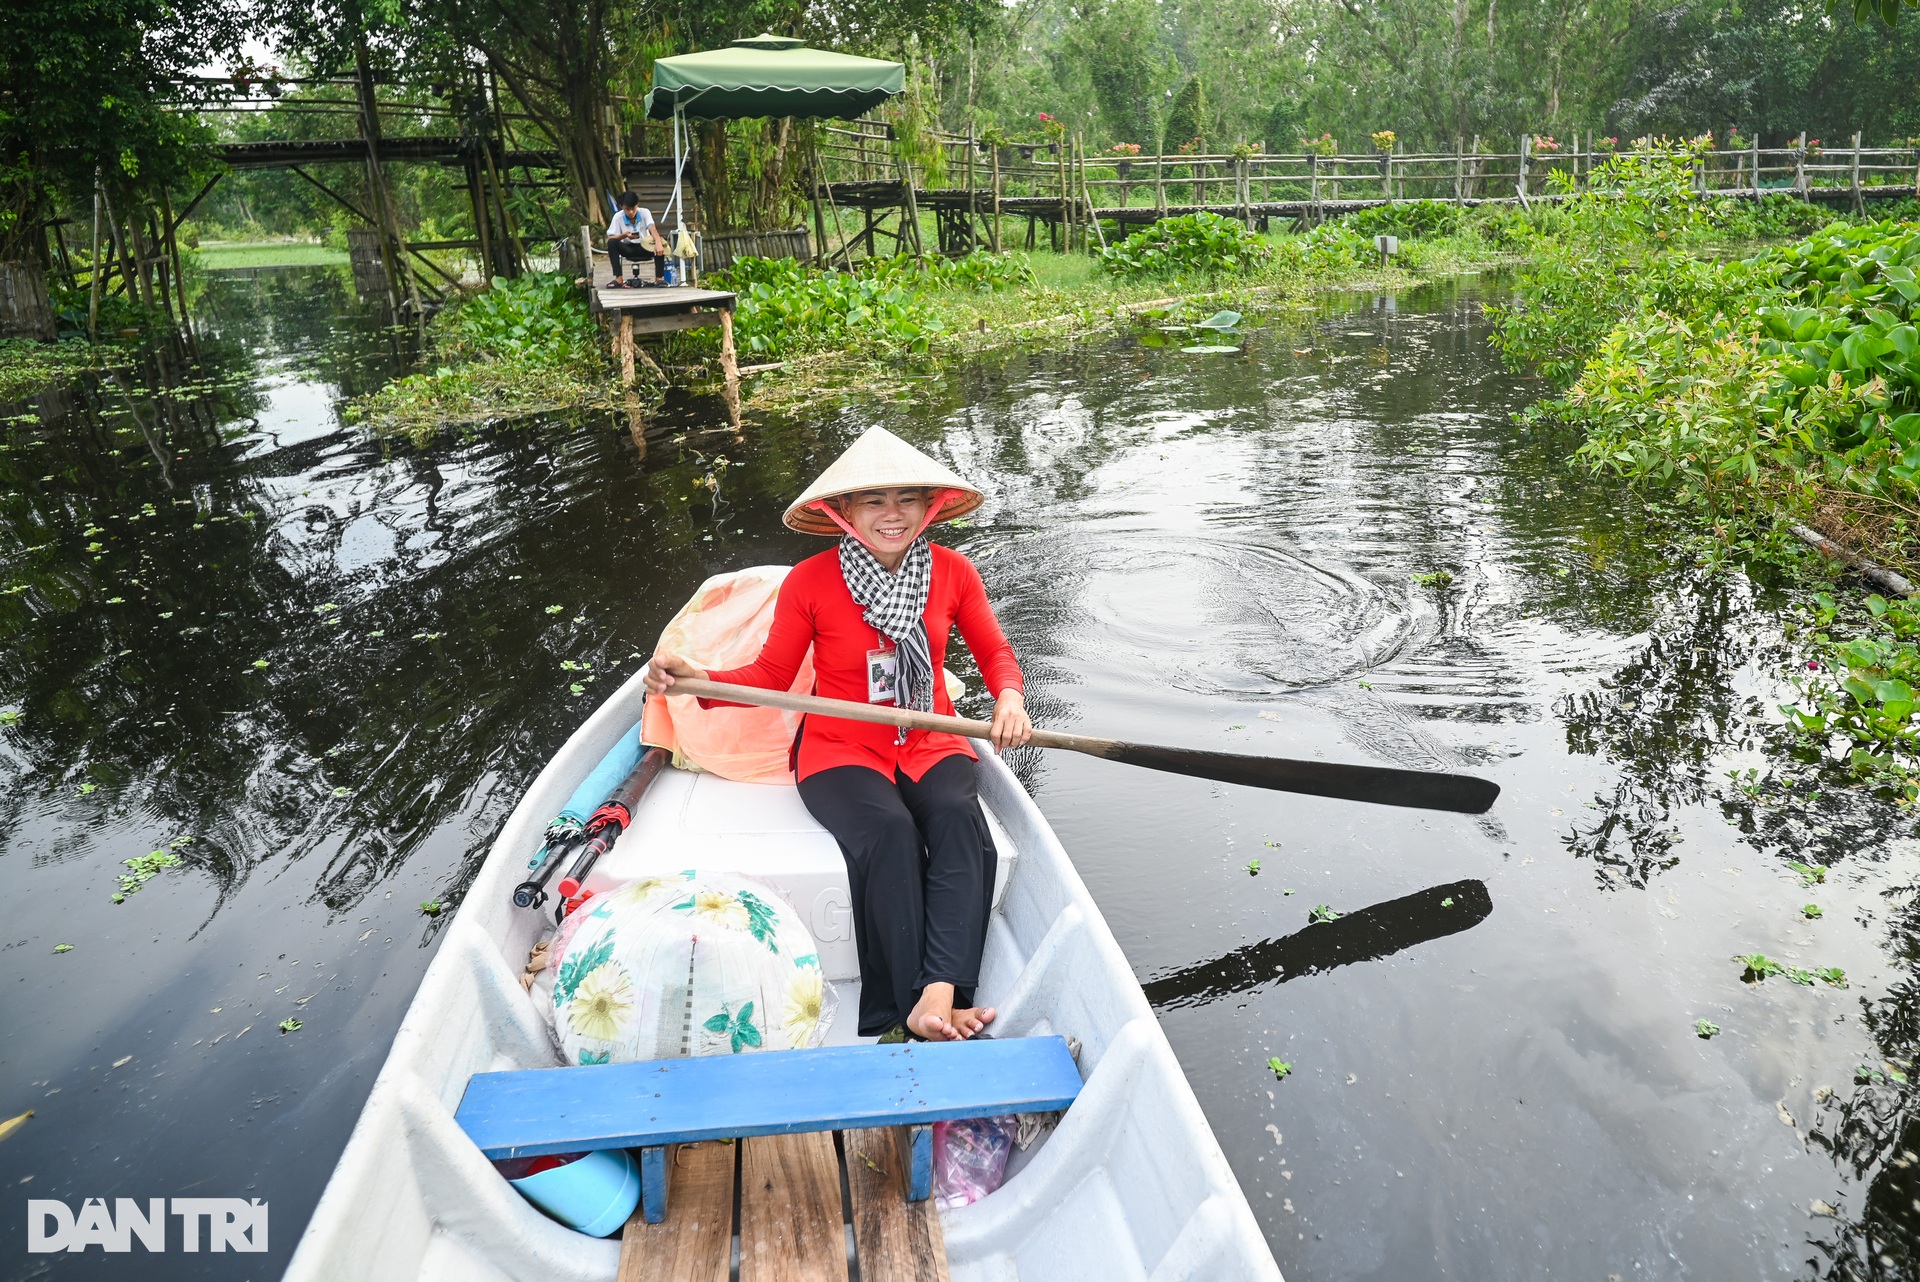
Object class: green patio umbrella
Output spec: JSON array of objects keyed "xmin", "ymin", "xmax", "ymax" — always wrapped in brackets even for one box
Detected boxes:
[
  {"xmin": 642, "ymin": 35, "xmax": 906, "ymax": 245},
  {"xmin": 643, "ymin": 35, "xmax": 905, "ymax": 122}
]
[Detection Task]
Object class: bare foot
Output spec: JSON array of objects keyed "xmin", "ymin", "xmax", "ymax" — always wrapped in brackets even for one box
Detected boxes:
[
  {"xmin": 907, "ymin": 983, "xmax": 964, "ymax": 1041},
  {"xmin": 950, "ymin": 1005, "xmax": 997, "ymax": 1038}
]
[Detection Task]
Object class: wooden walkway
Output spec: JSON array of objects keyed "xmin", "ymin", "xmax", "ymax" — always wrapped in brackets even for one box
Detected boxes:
[{"xmin": 616, "ymin": 1129, "xmax": 947, "ymax": 1282}]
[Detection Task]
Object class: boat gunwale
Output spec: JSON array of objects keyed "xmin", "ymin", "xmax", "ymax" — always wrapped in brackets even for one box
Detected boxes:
[{"xmin": 286, "ymin": 667, "xmax": 1282, "ymax": 1280}]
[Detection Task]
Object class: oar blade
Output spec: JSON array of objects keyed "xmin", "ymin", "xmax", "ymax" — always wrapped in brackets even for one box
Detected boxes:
[{"xmin": 1103, "ymin": 741, "xmax": 1501, "ymax": 814}]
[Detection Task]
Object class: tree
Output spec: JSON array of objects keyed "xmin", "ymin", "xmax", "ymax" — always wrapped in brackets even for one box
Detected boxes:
[
  {"xmin": 1062, "ymin": 0, "xmax": 1170, "ymax": 146},
  {"xmin": 1163, "ymin": 75, "xmax": 1205, "ymax": 152},
  {"xmin": 1, "ymin": 0, "xmax": 244, "ymax": 282}
]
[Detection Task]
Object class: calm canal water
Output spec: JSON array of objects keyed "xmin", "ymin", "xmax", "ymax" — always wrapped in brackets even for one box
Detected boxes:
[{"xmin": 3, "ymin": 267, "xmax": 1918, "ymax": 1281}]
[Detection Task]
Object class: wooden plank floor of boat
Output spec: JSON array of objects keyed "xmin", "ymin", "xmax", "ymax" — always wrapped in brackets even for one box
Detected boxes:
[{"xmin": 618, "ymin": 1130, "xmax": 949, "ymax": 1282}]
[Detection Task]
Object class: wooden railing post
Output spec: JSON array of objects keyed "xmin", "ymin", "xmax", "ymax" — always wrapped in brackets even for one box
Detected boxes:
[
  {"xmin": 1155, "ymin": 144, "xmax": 1166, "ymax": 217},
  {"xmin": 1454, "ymin": 139, "xmax": 1464, "ymax": 204},
  {"xmin": 1516, "ymin": 133, "xmax": 1531, "ymax": 208},
  {"xmin": 1750, "ymin": 135, "xmax": 1761, "ymax": 195},
  {"xmin": 1309, "ymin": 152, "xmax": 1319, "ymax": 220},
  {"xmin": 1795, "ymin": 131, "xmax": 1807, "ymax": 195},
  {"xmin": 1851, "ymin": 131, "xmax": 1864, "ymax": 215}
]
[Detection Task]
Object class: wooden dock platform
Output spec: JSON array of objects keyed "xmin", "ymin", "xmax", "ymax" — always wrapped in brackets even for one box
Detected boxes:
[{"xmin": 582, "ymin": 226, "xmax": 738, "ymax": 386}]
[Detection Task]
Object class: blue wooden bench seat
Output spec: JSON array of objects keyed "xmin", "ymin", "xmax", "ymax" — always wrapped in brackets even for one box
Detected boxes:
[{"xmin": 455, "ymin": 1036, "xmax": 1083, "ymax": 1223}]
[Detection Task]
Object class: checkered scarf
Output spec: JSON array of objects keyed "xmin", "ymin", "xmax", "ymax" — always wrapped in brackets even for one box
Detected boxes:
[{"xmin": 839, "ymin": 535, "xmax": 933, "ymax": 742}]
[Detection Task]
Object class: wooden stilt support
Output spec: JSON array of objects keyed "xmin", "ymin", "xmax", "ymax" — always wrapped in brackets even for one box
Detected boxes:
[
  {"xmin": 719, "ymin": 308, "xmax": 738, "ymax": 384},
  {"xmin": 811, "ymin": 143, "xmax": 830, "ymax": 268},
  {"xmin": 618, "ymin": 313, "xmax": 635, "ymax": 386},
  {"xmin": 87, "ymin": 169, "xmax": 104, "ymax": 340},
  {"xmin": 159, "ymin": 188, "xmax": 198, "ymax": 357},
  {"xmin": 466, "ymin": 157, "xmax": 494, "ymax": 282},
  {"xmin": 483, "ymin": 139, "xmax": 527, "ymax": 275},
  {"xmin": 356, "ymin": 38, "xmax": 424, "ymax": 322},
  {"xmin": 893, "ymin": 136, "xmax": 923, "ymax": 256},
  {"xmin": 991, "ymin": 145, "xmax": 1002, "ymax": 253}
]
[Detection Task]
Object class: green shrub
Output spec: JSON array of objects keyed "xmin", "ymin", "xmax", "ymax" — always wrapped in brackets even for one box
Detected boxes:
[
  {"xmin": 860, "ymin": 252, "xmax": 1036, "ymax": 293},
  {"xmin": 1344, "ymin": 200, "xmax": 1462, "ymax": 240},
  {"xmin": 1094, "ymin": 212, "xmax": 1271, "ymax": 280},
  {"xmin": 1269, "ymin": 222, "xmax": 1373, "ymax": 274},
  {"xmin": 719, "ymin": 257, "xmax": 941, "ymax": 359},
  {"xmin": 349, "ymin": 272, "xmax": 608, "ymax": 444},
  {"xmin": 440, "ymin": 272, "xmax": 597, "ymax": 363},
  {"xmin": 1710, "ymin": 194, "xmax": 1836, "ymax": 242}
]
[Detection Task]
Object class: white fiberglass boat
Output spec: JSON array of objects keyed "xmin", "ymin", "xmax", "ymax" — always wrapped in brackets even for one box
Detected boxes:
[{"xmin": 285, "ymin": 666, "xmax": 1282, "ymax": 1281}]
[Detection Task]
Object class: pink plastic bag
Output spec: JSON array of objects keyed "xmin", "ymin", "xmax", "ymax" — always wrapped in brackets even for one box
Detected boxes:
[{"xmin": 933, "ymin": 1116, "xmax": 1017, "ymax": 1209}]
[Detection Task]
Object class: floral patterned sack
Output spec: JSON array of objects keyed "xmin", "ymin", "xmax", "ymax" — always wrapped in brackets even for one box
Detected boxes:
[{"xmin": 549, "ymin": 871, "xmax": 836, "ymax": 1065}]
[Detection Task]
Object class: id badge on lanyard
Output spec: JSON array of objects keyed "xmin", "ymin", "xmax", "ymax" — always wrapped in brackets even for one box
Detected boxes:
[{"xmin": 866, "ymin": 645, "xmax": 898, "ymax": 704}]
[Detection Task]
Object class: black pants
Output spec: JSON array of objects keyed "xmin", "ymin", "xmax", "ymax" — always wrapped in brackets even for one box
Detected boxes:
[
  {"xmin": 797, "ymin": 756, "xmax": 998, "ymax": 1036},
  {"xmin": 607, "ymin": 238, "xmax": 662, "ymax": 280}
]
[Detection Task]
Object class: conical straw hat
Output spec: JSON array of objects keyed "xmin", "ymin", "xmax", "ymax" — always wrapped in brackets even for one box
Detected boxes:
[{"xmin": 783, "ymin": 426, "xmax": 983, "ymax": 535}]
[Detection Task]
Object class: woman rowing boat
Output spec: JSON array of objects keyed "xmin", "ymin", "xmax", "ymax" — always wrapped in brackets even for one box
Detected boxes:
[{"xmin": 646, "ymin": 427, "xmax": 1032, "ymax": 1042}]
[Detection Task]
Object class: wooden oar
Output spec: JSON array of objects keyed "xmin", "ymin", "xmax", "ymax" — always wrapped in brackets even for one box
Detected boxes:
[{"xmin": 665, "ymin": 677, "xmax": 1501, "ymax": 815}]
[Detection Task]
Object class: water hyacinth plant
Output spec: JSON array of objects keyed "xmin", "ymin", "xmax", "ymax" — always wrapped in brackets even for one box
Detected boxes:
[{"xmin": 1095, "ymin": 212, "xmax": 1272, "ymax": 280}]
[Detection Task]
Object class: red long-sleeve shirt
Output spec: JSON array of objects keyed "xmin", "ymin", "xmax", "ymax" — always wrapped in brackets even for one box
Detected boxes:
[{"xmin": 702, "ymin": 545, "xmax": 1024, "ymax": 782}]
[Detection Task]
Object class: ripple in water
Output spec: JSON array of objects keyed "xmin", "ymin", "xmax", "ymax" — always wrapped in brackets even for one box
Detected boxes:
[{"xmin": 968, "ymin": 528, "xmax": 1436, "ymax": 696}]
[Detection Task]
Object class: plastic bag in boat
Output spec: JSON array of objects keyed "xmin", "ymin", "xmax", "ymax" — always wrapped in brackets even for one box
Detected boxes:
[
  {"xmin": 549, "ymin": 870, "xmax": 836, "ymax": 1064},
  {"xmin": 933, "ymin": 1115, "xmax": 1017, "ymax": 1209},
  {"xmin": 640, "ymin": 566, "xmax": 816, "ymax": 784}
]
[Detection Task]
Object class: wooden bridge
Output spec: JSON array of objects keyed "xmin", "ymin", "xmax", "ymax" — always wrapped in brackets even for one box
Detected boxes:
[
  {"xmin": 219, "ymin": 137, "xmax": 561, "ymax": 171},
  {"xmin": 807, "ymin": 123, "xmax": 1920, "ymax": 260}
]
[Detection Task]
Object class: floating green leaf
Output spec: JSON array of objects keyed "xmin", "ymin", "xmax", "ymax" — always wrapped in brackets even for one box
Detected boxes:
[
  {"xmin": 1737, "ymin": 953, "xmax": 1784, "ymax": 981},
  {"xmin": 1267, "ymin": 1057, "xmax": 1292, "ymax": 1080},
  {"xmin": 1788, "ymin": 860, "xmax": 1827, "ymax": 887},
  {"xmin": 1695, "ymin": 1019, "xmax": 1720, "ymax": 1039},
  {"xmin": 1246, "ymin": 860, "xmax": 1261, "ymax": 875},
  {"xmin": 278, "ymin": 1018, "xmax": 302, "ymax": 1034},
  {"xmin": 1309, "ymin": 904, "xmax": 1342, "ymax": 924}
]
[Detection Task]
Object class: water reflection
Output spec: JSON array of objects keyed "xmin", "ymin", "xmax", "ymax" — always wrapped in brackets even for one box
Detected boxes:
[
  {"xmin": 1144, "ymin": 879, "xmax": 1493, "ymax": 1009},
  {"xmin": 7, "ymin": 271, "xmax": 1920, "ymax": 1280}
]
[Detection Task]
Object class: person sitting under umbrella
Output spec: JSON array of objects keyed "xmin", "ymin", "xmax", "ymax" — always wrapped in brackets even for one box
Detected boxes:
[
  {"xmin": 646, "ymin": 427, "xmax": 1032, "ymax": 1042},
  {"xmin": 606, "ymin": 191, "xmax": 667, "ymax": 287}
]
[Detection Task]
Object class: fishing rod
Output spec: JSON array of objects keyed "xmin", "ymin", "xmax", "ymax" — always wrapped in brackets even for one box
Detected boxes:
[
  {"xmin": 554, "ymin": 747, "xmax": 671, "ymax": 909},
  {"xmin": 664, "ymin": 677, "xmax": 1502, "ymax": 815}
]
